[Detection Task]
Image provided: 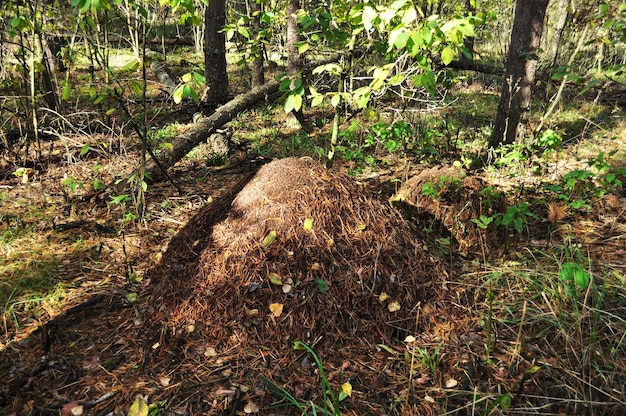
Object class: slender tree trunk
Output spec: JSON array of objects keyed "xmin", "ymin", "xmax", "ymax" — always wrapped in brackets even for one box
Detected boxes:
[
  {"xmin": 489, "ymin": 0, "xmax": 550, "ymax": 148},
  {"xmin": 543, "ymin": 0, "xmax": 570, "ymax": 68},
  {"xmin": 204, "ymin": 0, "xmax": 229, "ymax": 105},
  {"xmin": 285, "ymin": 0, "xmax": 304, "ymax": 128},
  {"xmin": 249, "ymin": 0, "xmax": 265, "ymax": 87}
]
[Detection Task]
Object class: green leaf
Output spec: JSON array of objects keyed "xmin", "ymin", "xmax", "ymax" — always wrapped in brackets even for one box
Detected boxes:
[
  {"xmin": 268, "ymin": 273, "xmax": 283, "ymax": 285},
  {"xmin": 559, "ymin": 262, "xmax": 591, "ymax": 290},
  {"xmin": 284, "ymin": 94, "xmax": 295, "ymax": 113},
  {"xmin": 441, "ymin": 46, "xmax": 455, "ymax": 65},
  {"xmin": 316, "ymin": 279, "xmax": 328, "ymax": 293},
  {"xmin": 80, "ymin": 144, "xmax": 90, "ymax": 155},
  {"xmin": 362, "ymin": 5, "xmax": 378, "ymax": 31},
  {"xmin": 303, "ymin": 217, "xmax": 314, "ymax": 231},
  {"xmin": 126, "ymin": 293, "xmax": 138, "ymax": 303},
  {"xmin": 376, "ymin": 343, "xmax": 396, "ymax": 355},
  {"xmin": 173, "ymin": 86, "xmax": 184, "ymax": 104},
  {"xmin": 262, "ymin": 230, "xmax": 277, "ymax": 248},
  {"xmin": 61, "ymin": 82, "xmax": 73, "ymax": 100},
  {"xmin": 330, "ymin": 93, "xmax": 341, "ymax": 107}
]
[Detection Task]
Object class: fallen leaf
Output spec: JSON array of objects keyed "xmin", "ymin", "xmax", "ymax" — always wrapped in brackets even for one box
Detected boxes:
[
  {"xmin": 128, "ymin": 396, "xmax": 148, "ymax": 416},
  {"xmin": 414, "ymin": 373, "xmax": 430, "ymax": 385},
  {"xmin": 424, "ymin": 394, "xmax": 435, "ymax": 403},
  {"xmin": 445, "ymin": 378, "xmax": 458, "ymax": 388},
  {"xmin": 282, "ymin": 284, "xmax": 292, "ymax": 293},
  {"xmin": 82, "ymin": 356, "xmax": 100, "ymax": 372},
  {"xmin": 404, "ymin": 335, "xmax": 416, "ymax": 343},
  {"xmin": 159, "ymin": 377, "xmax": 171, "ymax": 387},
  {"xmin": 268, "ymin": 273, "xmax": 282, "ymax": 285},
  {"xmin": 341, "ymin": 381, "xmax": 352, "ymax": 397},
  {"xmin": 262, "ymin": 230, "xmax": 277, "ymax": 248},
  {"xmin": 388, "ymin": 301, "xmax": 401, "ymax": 312},
  {"xmin": 303, "ymin": 217, "xmax": 314, "ymax": 231},
  {"xmin": 62, "ymin": 402, "xmax": 82, "ymax": 415},
  {"xmin": 379, "ymin": 292, "xmax": 389, "ymax": 302},
  {"xmin": 204, "ymin": 347, "xmax": 217, "ymax": 357},
  {"xmin": 244, "ymin": 401, "xmax": 260, "ymax": 413},
  {"xmin": 341, "ymin": 360, "xmax": 351, "ymax": 371},
  {"xmin": 269, "ymin": 303, "xmax": 283, "ymax": 317}
]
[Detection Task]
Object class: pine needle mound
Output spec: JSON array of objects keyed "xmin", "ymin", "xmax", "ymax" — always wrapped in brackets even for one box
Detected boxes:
[{"xmin": 147, "ymin": 157, "xmax": 444, "ymax": 352}]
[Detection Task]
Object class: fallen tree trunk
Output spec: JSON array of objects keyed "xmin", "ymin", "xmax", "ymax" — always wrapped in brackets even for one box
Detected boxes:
[
  {"xmin": 143, "ymin": 50, "xmax": 372, "ymax": 182},
  {"xmin": 145, "ymin": 79, "xmax": 280, "ymax": 181}
]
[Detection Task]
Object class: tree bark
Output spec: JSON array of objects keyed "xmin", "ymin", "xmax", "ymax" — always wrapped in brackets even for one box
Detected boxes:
[
  {"xmin": 543, "ymin": 0, "xmax": 570, "ymax": 68},
  {"xmin": 285, "ymin": 0, "xmax": 304, "ymax": 128},
  {"xmin": 249, "ymin": 0, "xmax": 265, "ymax": 87},
  {"xmin": 204, "ymin": 0, "xmax": 229, "ymax": 105},
  {"xmin": 489, "ymin": 0, "xmax": 550, "ymax": 148}
]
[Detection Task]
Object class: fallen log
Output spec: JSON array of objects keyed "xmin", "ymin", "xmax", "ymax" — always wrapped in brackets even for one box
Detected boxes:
[{"xmin": 145, "ymin": 79, "xmax": 280, "ymax": 181}]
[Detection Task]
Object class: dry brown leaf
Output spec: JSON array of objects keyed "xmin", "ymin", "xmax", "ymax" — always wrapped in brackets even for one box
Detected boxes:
[{"xmin": 547, "ymin": 201, "xmax": 570, "ymax": 223}]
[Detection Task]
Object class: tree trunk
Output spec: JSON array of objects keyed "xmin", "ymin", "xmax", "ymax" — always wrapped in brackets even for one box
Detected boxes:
[
  {"xmin": 543, "ymin": 0, "xmax": 570, "ymax": 68},
  {"xmin": 285, "ymin": 0, "xmax": 304, "ymax": 128},
  {"xmin": 141, "ymin": 53, "xmax": 352, "ymax": 182},
  {"xmin": 249, "ymin": 0, "xmax": 265, "ymax": 87},
  {"xmin": 489, "ymin": 0, "xmax": 550, "ymax": 148},
  {"xmin": 204, "ymin": 0, "xmax": 229, "ymax": 105}
]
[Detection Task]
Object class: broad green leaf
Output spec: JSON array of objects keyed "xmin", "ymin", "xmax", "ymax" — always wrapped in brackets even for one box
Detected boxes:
[
  {"xmin": 193, "ymin": 72, "xmax": 205, "ymax": 84},
  {"xmin": 441, "ymin": 46, "xmax": 455, "ymax": 65},
  {"xmin": 61, "ymin": 82, "xmax": 73, "ymax": 100},
  {"xmin": 362, "ymin": 5, "xmax": 378, "ymax": 31},
  {"xmin": 394, "ymin": 31, "xmax": 411, "ymax": 49},
  {"xmin": 173, "ymin": 86, "xmax": 184, "ymax": 104},
  {"xmin": 310, "ymin": 92, "xmax": 324, "ymax": 107},
  {"xmin": 284, "ymin": 94, "xmax": 296, "ymax": 113},
  {"xmin": 80, "ymin": 144, "xmax": 90, "ymax": 155},
  {"xmin": 303, "ymin": 217, "xmax": 314, "ymax": 231},
  {"xmin": 401, "ymin": 6, "xmax": 417, "ymax": 25},
  {"xmin": 126, "ymin": 293, "xmax": 137, "ymax": 303}
]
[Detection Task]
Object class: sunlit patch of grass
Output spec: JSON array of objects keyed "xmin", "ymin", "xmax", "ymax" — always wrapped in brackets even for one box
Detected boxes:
[{"xmin": 452, "ymin": 245, "xmax": 626, "ymax": 414}]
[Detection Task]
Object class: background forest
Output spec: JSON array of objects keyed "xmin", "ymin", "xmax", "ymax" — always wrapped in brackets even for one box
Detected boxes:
[{"xmin": 1, "ymin": 0, "xmax": 626, "ymax": 414}]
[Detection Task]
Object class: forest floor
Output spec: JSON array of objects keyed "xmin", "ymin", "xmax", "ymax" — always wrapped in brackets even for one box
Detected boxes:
[{"xmin": 1, "ymin": 63, "xmax": 626, "ymax": 415}]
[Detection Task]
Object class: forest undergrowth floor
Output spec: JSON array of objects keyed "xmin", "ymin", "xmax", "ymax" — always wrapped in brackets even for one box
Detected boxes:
[{"xmin": 1, "ymin": 84, "xmax": 625, "ymax": 415}]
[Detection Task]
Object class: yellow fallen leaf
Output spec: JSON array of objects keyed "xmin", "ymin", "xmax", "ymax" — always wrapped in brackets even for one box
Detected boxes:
[
  {"xmin": 404, "ymin": 335, "xmax": 416, "ymax": 343},
  {"xmin": 303, "ymin": 217, "xmax": 314, "ymax": 231},
  {"xmin": 388, "ymin": 301, "xmax": 401, "ymax": 312},
  {"xmin": 341, "ymin": 381, "xmax": 352, "ymax": 397},
  {"xmin": 269, "ymin": 303, "xmax": 284, "ymax": 317},
  {"xmin": 379, "ymin": 292, "xmax": 389, "ymax": 302},
  {"xmin": 128, "ymin": 396, "xmax": 148, "ymax": 416}
]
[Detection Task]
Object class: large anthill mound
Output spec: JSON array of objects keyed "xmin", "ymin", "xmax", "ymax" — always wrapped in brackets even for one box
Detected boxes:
[
  {"xmin": 146, "ymin": 157, "xmax": 444, "ymax": 350},
  {"xmin": 391, "ymin": 165, "xmax": 506, "ymax": 254}
]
